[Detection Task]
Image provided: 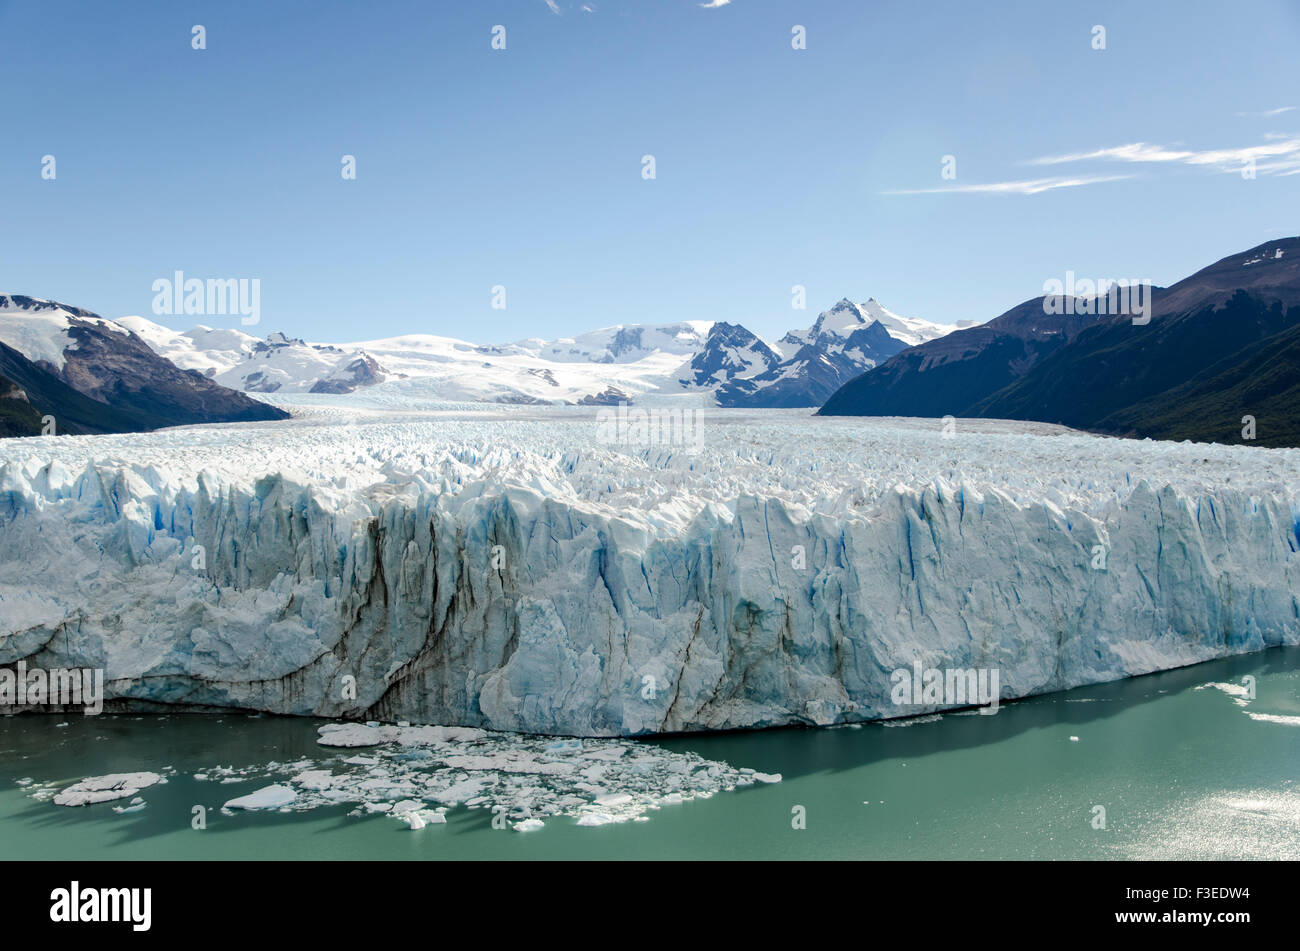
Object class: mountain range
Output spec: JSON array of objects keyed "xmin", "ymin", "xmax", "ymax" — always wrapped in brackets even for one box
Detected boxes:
[
  {"xmin": 0, "ymin": 295, "xmax": 955, "ymax": 435},
  {"xmin": 6, "ymin": 236, "xmax": 1297, "ymax": 447},
  {"xmin": 820, "ymin": 237, "xmax": 1300, "ymax": 448},
  {"xmin": 121, "ymin": 296, "xmax": 954, "ymax": 408}
]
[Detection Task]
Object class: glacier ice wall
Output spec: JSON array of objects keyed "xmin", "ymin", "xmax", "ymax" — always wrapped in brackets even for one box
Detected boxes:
[{"xmin": 1, "ymin": 412, "xmax": 1298, "ymax": 736}]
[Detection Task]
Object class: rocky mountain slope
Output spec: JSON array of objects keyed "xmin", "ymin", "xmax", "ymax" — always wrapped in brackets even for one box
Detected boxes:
[{"xmin": 0, "ymin": 296, "xmax": 288, "ymax": 435}]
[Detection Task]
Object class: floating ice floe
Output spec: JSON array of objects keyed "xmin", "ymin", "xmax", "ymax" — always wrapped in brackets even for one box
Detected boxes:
[
  {"xmin": 389, "ymin": 799, "xmax": 446, "ymax": 829},
  {"xmin": 223, "ymin": 784, "xmax": 298, "ymax": 810},
  {"xmin": 53, "ymin": 772, "xmax": 164, "ymax": 806},
  {"xmin": 184, "ymin": 722, "xmax": 782, "ymax": 830}
]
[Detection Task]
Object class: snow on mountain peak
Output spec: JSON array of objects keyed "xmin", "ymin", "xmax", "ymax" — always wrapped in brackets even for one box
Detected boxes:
[
  {"xmin": 6, "ymin": 294, "xmax": 960, "ymax": 409},
  {"xmin": 778, "ymin": 296, "xmax": 963, "ymax": 351},
  {"xmin": 815, "ymin": 299, "xmax": 872, "ymax": 336},
  {"xmin": 529, "ymin": 321, "xmax": 715, "ymax": 364},
  {"xmin": 0, "ymin": 295, "xmax": 127, "ymax": 370},
  {"xmin": 857, "ymin": 298, "xmax": 960, "ymax": 348}
]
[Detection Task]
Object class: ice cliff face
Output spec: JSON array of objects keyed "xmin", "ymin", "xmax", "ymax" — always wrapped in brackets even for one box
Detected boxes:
[{"xmin": 2, "ymin": 407, "xmax": 1298, "ymax": 736}]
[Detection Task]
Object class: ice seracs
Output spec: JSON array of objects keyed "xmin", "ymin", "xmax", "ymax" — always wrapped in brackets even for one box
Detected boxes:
[{"xmin": 2, "ymin": 406, "xmax": 1297, "ymax": 736}]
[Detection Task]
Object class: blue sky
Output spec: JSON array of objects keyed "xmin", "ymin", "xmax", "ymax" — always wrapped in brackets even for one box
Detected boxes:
[{"xmin": 2, "ymin": 0, "xmax": 1297, "ymax": 343}]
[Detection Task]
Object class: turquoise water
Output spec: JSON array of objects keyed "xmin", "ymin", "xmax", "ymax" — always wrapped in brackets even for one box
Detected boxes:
[{"xmin": 1, "ymin": 648, "xmax": 1297, "ymax": 860}]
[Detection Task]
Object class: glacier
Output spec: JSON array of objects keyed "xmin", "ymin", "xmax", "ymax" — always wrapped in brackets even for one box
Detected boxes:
[{"xmin": 2, "ymin": 405, "xmax": 1299, "ymax": 736}]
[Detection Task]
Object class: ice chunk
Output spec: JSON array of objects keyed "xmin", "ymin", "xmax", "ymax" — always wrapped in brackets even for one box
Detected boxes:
[
  {"xmin": 224, "ymin": 784, "xmax": 298, "ymax": 810},
  {"xmin": 54, "ymin": 773, "xmax": 162, "ymax": 806}
]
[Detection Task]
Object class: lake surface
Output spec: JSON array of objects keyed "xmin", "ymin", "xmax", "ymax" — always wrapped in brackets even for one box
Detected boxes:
[{"xmin": 2, "ymin": 648, "xmax": 1297, "ymax": 860}]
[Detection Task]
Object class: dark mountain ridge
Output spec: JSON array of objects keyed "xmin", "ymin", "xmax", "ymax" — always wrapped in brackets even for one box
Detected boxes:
[{"xmin": 819, "ymin": 237, "xmax": 1300, "ymax": 448}]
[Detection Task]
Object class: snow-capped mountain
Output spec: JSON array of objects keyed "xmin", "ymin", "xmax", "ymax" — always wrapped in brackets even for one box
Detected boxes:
[
  {"xmin": 819, "ymin": 295, "xmax": 1104, "ymax": 420},
  {"xmin": 857, "ymin": 298, "xmax": 972, "ymax": 348},
  {"xmin": 116, "ymin": 300, "xmax": 962, "ymax": 407},
  {"xmin": 4, "ymin": 297, "xmax": 963, "ymax": 412},
  {"xmin": 114, "ymin": 317, "xmax": 392, "ymax": 395},
  {"xmin": 0, "ymin": 296, "xmax": 287, "ymax": 435},
  {"xmin": 348, "ymin": 330, "xmax": 695, "ymax": 405},
  {"xmin": 525, "ymin": 322, "xmax": 713, "ymax": 364},
  {"xmin": 699, "ymin": 299, "xmax": 910, "ymax": 408},
  {"xmin": 774, "ymin": 297, "xmax": 961, "ymax": 354},
  {"xmin": 680, "ymin": 323, "xmax": 782, "ymax": 388}
]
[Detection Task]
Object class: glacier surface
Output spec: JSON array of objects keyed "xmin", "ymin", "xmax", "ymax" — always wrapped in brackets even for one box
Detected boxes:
[{"xmin": 2, "ymin": 404, "xmax": 1299, "ymax": 736}]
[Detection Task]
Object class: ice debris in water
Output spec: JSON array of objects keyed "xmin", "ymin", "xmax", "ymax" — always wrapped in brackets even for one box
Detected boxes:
[
  {"xmin": 223, "ymin": 784, "xmax": 298, "ymax": 811},
  {"xmin": 190, "ymin": 722, "xmax": 781, "ymax": 830},
  {"xmin": 1197, "ymin": 681, "xmax": 1254, "ymax": 707},
  {"xmin": 1196, "ymin": 679, "xmax": 1300, "ymax": 724},
  {"xmin": 52, "ymin": 771, "xmax": 167, "ymax": 806},
  {"xmin": 1244, "ymin": 712, "xmax": 1300, "ymax": 726}
]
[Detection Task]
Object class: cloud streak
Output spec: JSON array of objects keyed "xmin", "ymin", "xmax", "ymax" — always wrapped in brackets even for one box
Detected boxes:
[
  {"xmin": 883, "ymin": 174, "xmax": 1132, "ymax": 196},
  {"xmin": 1238, "ymin": 106, "xmax": 1296, "ymax": 118},
  {"xmin": 1026, "ymin": 137, "xmax": 1300, "ymax": 175}
]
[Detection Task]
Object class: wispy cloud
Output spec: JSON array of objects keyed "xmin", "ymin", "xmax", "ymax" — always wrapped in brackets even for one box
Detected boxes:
[
  {"xmin": 700, "ymin": 0, "xmax": 732, "ymax": 8},
  {"xmin": 1026, "ymin": 137, "xmax": 1300, "ymax": 175},
  {"xmin": 1238, "ymin": 106, "xmax": 1296, "ymax": 118},
  {"xmin": 1028, "ymin": 143, "xmax": 1197, "ymax": 165},
  {"xmin": 543, "ymin": 0, "xmax": 561, "ymax": 14},
  {"xmin": 884, "ymin": 174, "xmax": 1132, "ymax": 196}
]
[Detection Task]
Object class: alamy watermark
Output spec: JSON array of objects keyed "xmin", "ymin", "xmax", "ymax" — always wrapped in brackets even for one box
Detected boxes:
[
  {"xmin": 0, "ymin": 661, "xmax": 104, "ymax": 714},
  {"xmin": 595, "ymin": 403, "xmax": 705, "ymax": 448},
  {"xmin": 50, "ymin": 881, "xmax": 150, "ymax": 931},
  {"xmin": 1042, "ymin": 272, "xmax": 1153, "ymax": 325},
  {"xmin": 890, "ymin": 662, "xmax": 1000, "ymax": 714},
  {"xmin": 152, "ymin": 271, "xmax": 260, "ymax": 326}
]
